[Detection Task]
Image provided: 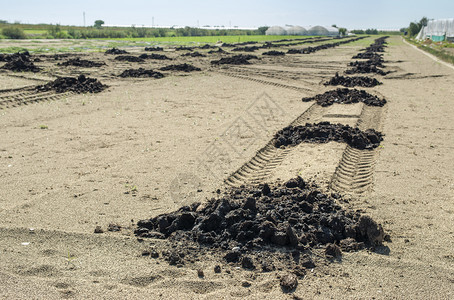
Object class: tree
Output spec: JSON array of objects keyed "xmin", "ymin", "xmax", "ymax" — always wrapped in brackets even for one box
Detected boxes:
[
  {"xmin": 408, "ymin": 22, "xmax": 420, "ymax": 37},
  {"xmin": 257, "ymin": 26, "xmax": 269, "ymax": 35},
  {"xmin": 419, "ymin": 17, "xmax": 428, "ymax": 27},
  {"xmin": 338, "ymin": 28, "xmax": 347, "ymax": 36},
  {"xmin": 94, "ymin": 20, "xmax": 104, "ymax": 29},
  {"xmin": 2, "ymin": 27, "xmax": 26, "ymax": 39}
]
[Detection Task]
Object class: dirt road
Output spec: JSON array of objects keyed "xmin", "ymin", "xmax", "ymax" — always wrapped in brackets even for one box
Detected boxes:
[{"xmin": 0, "ymin": 36, "xmax": 453, "ymax": 299}]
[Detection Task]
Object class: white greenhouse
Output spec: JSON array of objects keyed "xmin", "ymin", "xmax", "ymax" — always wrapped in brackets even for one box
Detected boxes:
[
  {"xmin": 266, "ymin": 25, "xmax": 339, "ymax": 36},
  {"xmin": 416, "ymin": 19, "xmax": 454, "ymax": 41},
  {"xmin": 286, "ymin": 26, "xmax": 308, "ymax": 35},
  {"xmin": 265, "ymin": 26, "xmax": 287, "ymax": 35}
]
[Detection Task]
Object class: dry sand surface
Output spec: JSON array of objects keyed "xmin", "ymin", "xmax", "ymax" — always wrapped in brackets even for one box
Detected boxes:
[{"xmin": 0, "ymin": 36, "xmax": 453, "ymax": 299}]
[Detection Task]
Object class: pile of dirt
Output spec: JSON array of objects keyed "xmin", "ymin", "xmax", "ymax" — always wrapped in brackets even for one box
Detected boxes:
[
  {"xmin": 105, "ymin": 48, "xmax": 128, "ymax": 55},
  {"xmin": 118, "ymin": 68, "xmax": 164, "ymax": 79},
  {"xmin": 36, "ymin": 75, "xmax": 107, "ymax": 94},
  {"xmin": 159, "ymin": 63, "xmax": 201, "ymax": 72},
  {"xmin": 144, "ymin": 47, "xmax": 164, "ymax": 51},
  {"xmin": 57, "ymin": 58, "xmax": 106, "ymax": 67},
  {"xmin": 302, "ymin": 88, "xmax": 386, "ymax": 107},
  {"xmin": 211, "ymin": 54, "xmax": 258, "ymax": 65},
  {"xmin": 345, "ymin": 64, "xmax": 388, "ymax": 76},
  {"xmin": 324, "ymin": 73, "xmax": 381, "ymax": 88},
  {"xmin": 139, "ymin": 53, "xmax": 171, "ymax": 60},
  {"xmin": 274, "ymin": 122, "xmax": 383, "ymax": 150},
  {"xmin": 199, "ymin": 44, "xmax": 217, "ymax": 49},
  {"xmin": 0, "ymin": 51, "xmax": 31, "ymax": 62},
  {"xmin": 175, "ymin": 46, "xmax": 194, "ymax": 51},
  {"xmin": 352, "ymin": 52, "xmax": 383, "ymax": 60},
  {"xmin": 263, "ymin": 51, "xmax": 285, "ymax": 56},
  {"xmin": 350, "ymin": 58, "xmax": 384, "ymax": 68},
  {"xmin": 232, "ymin": 46, "xmax": 260, "ymax": 52},
  {"xmin": 135, "ymin": 177, "xmax": 384, "ymax": 271},
  {"xmin": 208, "ymin": 48, "xmax": 227, "ymax": 54},
  {"xmin": 181, "ymin": 52, "xmax": 206, "ymax": 57},
  {"xmin": 114, "ymin": 55, "xmax": 144, "ymax": 62},
  {"xmin": 1, "ymin": 56, "xmax": 40, "ymax": 72}
]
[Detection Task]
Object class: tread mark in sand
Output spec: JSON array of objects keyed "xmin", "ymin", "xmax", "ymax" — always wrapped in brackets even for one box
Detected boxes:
[
  {"xmin": 225, "ymin": 103, "xmax": 323, "ymax": 187},
  {"xmin": 0, "ymin": 87, "xmax": 74, "ymax": 109},
  {"xmin": 330, "ymin": 105, "xmax": 383, "ymax": 194},
  {"xmin": 217, "ymin": 71, "xmax": 313, "ymax": 92}
]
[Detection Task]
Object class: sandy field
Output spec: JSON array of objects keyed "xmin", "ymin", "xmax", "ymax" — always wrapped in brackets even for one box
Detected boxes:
[{"xmin": 0, "ymin": 36, "xmax": 453, "ymax": 299}]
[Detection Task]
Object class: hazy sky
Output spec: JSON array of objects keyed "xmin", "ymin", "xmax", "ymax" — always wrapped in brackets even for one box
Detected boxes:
[{"xmin": 1, "ymin": 0, "xmax": 453, "ymax": 30}]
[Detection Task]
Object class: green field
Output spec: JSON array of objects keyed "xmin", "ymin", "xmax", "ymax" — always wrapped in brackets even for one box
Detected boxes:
[{"xmin": 101, "ymin": 35, "xmax": 315, "ymax": 45}]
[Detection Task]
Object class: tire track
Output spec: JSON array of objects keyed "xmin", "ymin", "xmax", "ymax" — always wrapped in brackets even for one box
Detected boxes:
[
  {"xmin": 216, "ymin": 70, "xmax": 314, "ymax": 92},
  {"xmin": 225, "ymin": 103, "xmax": 324, "ymax": 187},
  {"xmin": 0, "ymin": 88, "xmax": 74, "ymax": 109},
  {"xmin": 330, "ymin": 105, "xmax": 383, "ymax": 194}
]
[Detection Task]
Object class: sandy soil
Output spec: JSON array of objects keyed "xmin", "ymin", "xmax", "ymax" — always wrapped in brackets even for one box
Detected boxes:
[{"xmin": 0, "ymin": 36, "xmax": 453, "ymax": 299}]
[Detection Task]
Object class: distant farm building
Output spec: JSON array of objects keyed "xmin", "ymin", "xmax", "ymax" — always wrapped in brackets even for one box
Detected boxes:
[
  {"xmin": 266, "ymin": 25, "xmax": 339, "ymax": 36},
  {"xmin": 416, "ymin": 19, "xmax": 454, "ymax": 41}
]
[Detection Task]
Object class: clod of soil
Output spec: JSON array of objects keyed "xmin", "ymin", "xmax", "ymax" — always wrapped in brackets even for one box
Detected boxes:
[
  {"xmin": 144, "ymin": 47, "xmax": 164, "ymax": 51},
  {"xmin": 135, "ymin": 177, "xmax": 385, "ymax": 271},
  {"xmin": 105, "ymin": 48, "xmax": 128, "ymax": 55},
  {"xmin": 232, "ymin": 46, "xmax": 260, "ymax": 52},
  {"xmin": 138, "ymin": 53, "xmax": 171, "ymax": 60},
  {"xmin": 1, "ymin": 56, "xmax": 40, "ymax": 72},
  {"xmin": 211, "ymin": 54, "xmax": 258, "ymax": 65},
  {"xmin": 36, "ymin": 74, "xmax": 108, "ymax": 94},
  {"xmin": 274, "ymin": 122, "xmax": 383, "ymax": 150},
  {"xmin": 302, "ymin": 88, "xmax": 386, "ymax": 107},
  {"xmin": 0, "ymin": 51, "xmax": 31, "ymax": 62},
  {"xmin": 324, "ymin": 73, "xmax": 382, "ymax": 88},
  {"xmin": 114, "ymin": 55, "xmax": 144, "ymax": 62},
  {"xmin": 199, "ymin": 44, "xmax": 216, "ymax": 49},
  {"xmin": 175, "ymin": 46, "xmax": 194, "ymax": 51},
  {"xmin": 280, "ymin": 273, "xmax": 298, "ymax": 292},
  {"xmin": 352, "ymin": 52, "xmax": 383, "ymax": 60},
  {"xmin": 159, "ymin": 63, "xmax": 201, "ymax": 72},
  {"xmin": 208, "ymin": 48, "xmax": 227, "ymax": 54},
  {"xmin": 325, "ymin": 243, "xmax": 342, "ymax": 259},
  {"xmin": 345, "ymin": 65, "xmax": 387, "ymax": 76},
  {"xmin": 119, "ymin": 68, "xmax": 164, "ymax": 79},
  {"xmin": 263, "ymin": 51, "xmax": 285, "ymax": 56},
  {"xmin": 350, "ymin": 58, "xmax": 384, "ymax": 68},
  {"xmin": 57, "ymin": 58, "xmax": 106, "ymax": 68},
  {"xmin": 182, "ymin": 52, "xmax": 206, "ymax": 57}
]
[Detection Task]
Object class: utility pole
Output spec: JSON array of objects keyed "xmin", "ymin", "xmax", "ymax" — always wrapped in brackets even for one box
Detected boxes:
[
  {"xmin": 83, "ymin": 12, "xmax": 86, "ymax": 27},
  {"xmin": 197, "ymin": 20, "xmax": 199, "ymax": 28},
  {"xmin": 152, "ymin": 16, "xmax": 154, "ymax": 27}
]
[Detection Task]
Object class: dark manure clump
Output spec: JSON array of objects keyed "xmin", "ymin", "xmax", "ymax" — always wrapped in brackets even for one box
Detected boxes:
[
  {"xmin": 159, "ymin": 63, "xmax": 201, "ymax": 72},
  {"xmin": 139, "ymin": 53, "xmax": 171, "ymax": 60},
  {"xmin": 114, "ymin": 55, "xmax": 144, "ymax": 62},
  {"xmin": 324, "ymin": 73, "xmax": 381, "ymax": 88},
  {"xmin": 274, "ymin": 122, "xmax": 383, "ymax": 150},
  {"xmin": 302, "ymin": 88, "xmax": 386, "ymax": 107},
  {"xmin": 263, "ymin": 51, "xmax": 286, "ymax": 56},
  {"xmin": 105, "ymin": 48, "xmax": 128, "ymax": 55},
  {"xmin": 144, "ymin": 46, "xmax": 164, "ymax": 51},
  {"xmin": 57, "ymin": 58, "xmax": 106, "ymax": 67},
  {"xmin": 135, "ymin": 177, "xmax": 385, "ymax": 271},
  {"xmin": 181, "ymin": 52, "xmax": 206, "ymax": 57},
  {"xmin": 211, "ymin": 54, "xmax": 258, "ymax": 65},
  {"xmin": 119, "ymin": 68, "xmax": 164, "ymax": 79},
  {"xmin": 36, "ymin": 74, "xmax": 107, "ymax": 94}
]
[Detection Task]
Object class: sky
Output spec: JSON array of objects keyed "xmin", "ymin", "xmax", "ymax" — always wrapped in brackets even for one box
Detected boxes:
[{"xmin": 1, "ymin": 0, "xmax": 453, "ymax": 30}]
